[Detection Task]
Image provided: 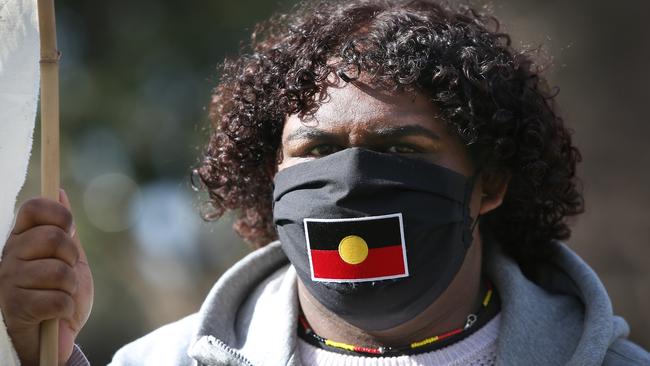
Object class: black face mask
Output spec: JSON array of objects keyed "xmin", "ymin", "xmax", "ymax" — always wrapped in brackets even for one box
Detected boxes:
[{"xmin": 273, "ymin": 148, "xmax": 476, "ymax": 330}]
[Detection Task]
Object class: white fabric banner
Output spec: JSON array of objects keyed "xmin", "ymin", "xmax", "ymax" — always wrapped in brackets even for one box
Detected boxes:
[{"xmin": 0, "ymin": 0, "xmax": 40, "ymax": 364}]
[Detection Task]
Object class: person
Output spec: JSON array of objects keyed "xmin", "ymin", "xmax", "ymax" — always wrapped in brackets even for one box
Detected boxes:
[{"xmin": 1, "ymin": 0, "xmax": 649, "ymax": 365}]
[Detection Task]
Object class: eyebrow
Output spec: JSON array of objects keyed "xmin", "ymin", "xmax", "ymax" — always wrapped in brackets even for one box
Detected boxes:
[
  {"xmin": 372, "ymin": 125, "xmax": 440, "ymax": 141},
  {"xmin": 284, "ymin": 124, "xmax": 440, "ymax": 142},
  {"xmin": 284, "ymin": 126, "xmax": 339, "ymax": 142}
]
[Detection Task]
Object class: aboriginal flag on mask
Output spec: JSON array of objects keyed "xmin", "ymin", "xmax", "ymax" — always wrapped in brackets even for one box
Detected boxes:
[{"xmin": 304, "ymin": 213, "xmax": 409, "ymax": 282}]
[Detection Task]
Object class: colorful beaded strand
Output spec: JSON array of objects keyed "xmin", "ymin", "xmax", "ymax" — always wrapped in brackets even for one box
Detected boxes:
[{"xmin": 298, "ymin": 280, "xmax": 495, "ymax": 356}]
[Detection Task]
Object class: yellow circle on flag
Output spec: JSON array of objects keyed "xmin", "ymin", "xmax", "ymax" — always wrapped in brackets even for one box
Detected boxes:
[{"xmin": 338, "ymin": 235, "xmax": 369, "ymax": 265}]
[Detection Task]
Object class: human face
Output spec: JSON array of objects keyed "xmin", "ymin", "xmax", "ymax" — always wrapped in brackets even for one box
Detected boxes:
[
  {"xmin": 278, "ymin": 81, "xmax": 476, "ymax": 182},
  {"xmin": 277, "ymin": 80, "xmax": 496, "ymax": 338}
]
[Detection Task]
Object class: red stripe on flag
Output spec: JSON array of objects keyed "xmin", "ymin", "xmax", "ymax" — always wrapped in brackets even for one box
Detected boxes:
[{"xmin": 310, "ymin": 245, "xmax": 406, "ymax": 280}]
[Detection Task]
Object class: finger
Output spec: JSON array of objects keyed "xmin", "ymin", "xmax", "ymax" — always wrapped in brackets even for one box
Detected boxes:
[
  {"xmin": 15, "ymin": 258, "xmax": 78, "ymax": 296},
  {"xmin": 58, "ymin": 189, "xmax": 89, "ymax": 266},
  {"xmin": 59, "ymin": 189, "xmax": 77, "ymax": 238},
  {"xmin": 9, "ymin": 225, "xmax": 79, "ymax": 267},
  {"xmin": 4, "ymin": 288, "xmax": 75, "ymax": 324},
  {"xmin": 59, "ymin": 320, "xmax": 77, "ymax": 365},
  {"xmin": 11, "ymin": 197, "xmax": 73, "ymax": 235}
]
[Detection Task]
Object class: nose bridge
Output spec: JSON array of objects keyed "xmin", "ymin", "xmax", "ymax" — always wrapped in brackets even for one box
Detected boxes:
[
  {"xmin": 344, "ymin": 118, "xmax": 379, "ymax": 148},
  {"xmin": 347, "ymin": 128, "xmax": 366, "ymax": 147}
]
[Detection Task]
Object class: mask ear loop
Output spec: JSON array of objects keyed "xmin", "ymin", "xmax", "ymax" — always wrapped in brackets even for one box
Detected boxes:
[
  {"xmin": 469, "ymin": 165, "xmax": 485, "ymax": 237},
  {"xmin": 471, "ymin": 211, "xmax": 481, "ymax": 235}
]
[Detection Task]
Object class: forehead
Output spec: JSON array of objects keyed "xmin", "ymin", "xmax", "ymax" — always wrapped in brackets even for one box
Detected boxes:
[
  {"xmin": 279, "ymin": 80, "xmax": 475, "ymax": 175},
  {"xmin": 283, "ymin": 81, "xmax": 444, "ymax": 133}
]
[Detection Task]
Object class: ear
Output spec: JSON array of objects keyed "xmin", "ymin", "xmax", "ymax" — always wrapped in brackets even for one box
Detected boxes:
[
  {"xmin": 478, "ymin": 169, "xmax": 510, "ymax": 215},
  {"xmin": 266, "ymin": 149, "xmax": 282, "ymax": 178}
]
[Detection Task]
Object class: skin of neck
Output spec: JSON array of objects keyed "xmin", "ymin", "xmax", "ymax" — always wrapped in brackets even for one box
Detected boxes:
[{"xmin": 297, "ymin": 230, "xmax": 484, "ymax": 347}]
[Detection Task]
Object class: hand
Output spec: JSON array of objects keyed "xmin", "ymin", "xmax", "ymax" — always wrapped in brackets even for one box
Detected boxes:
[{"xmin": 0, "ymin": 190, "xmax": 94, "ymax": 366}]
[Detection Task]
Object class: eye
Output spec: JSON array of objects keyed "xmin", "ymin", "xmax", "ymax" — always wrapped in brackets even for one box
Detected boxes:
[
  {"xmin": 306, "ymin": 144, "xmax": 343, "ymax": 157},
  {"xmin": 385, "ymin": 145, "xmax": 419, "ymax": 154}
]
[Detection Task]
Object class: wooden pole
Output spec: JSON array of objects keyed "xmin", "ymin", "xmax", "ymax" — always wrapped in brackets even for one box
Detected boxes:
[{"xmin": 37, "ymin": 0, "xmax": 60, "ymax": 364}]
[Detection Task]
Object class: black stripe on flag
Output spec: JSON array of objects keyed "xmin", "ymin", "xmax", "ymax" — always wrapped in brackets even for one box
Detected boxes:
[{"xmin": 305, "ymin": 214, "xmax": 403, "ymax": 251}]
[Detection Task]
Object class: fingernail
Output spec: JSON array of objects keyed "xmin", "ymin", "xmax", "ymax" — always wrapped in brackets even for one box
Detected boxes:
[{"xmin": 59, "ymin": 188, "xmax": 69, "ymax": 204}]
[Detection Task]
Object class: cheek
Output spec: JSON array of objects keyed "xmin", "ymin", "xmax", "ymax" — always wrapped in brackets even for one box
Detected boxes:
[
  {"xmin": 433, "ymin": 148, "xmax": 474, "ymax": 178},
  {"xmin": 427, "ymin": 130, "xmax": 475, "ymax": 177},
  {"xmin": 276, "ymin": 156, "xmax": 312, "ymax": 172}
]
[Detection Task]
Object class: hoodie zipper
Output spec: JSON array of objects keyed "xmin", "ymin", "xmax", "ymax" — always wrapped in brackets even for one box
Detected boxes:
[{"xmin": 205, "ymin": 335, "xmax": 256, "ymax": 366}]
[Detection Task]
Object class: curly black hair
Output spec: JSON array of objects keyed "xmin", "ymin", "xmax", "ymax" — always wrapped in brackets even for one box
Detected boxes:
[{"xmin": 194, "ymin": 0, "xmax": 584, "ymax": 266}]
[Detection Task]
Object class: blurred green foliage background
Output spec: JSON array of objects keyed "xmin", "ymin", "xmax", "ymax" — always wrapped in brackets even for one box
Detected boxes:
[{"xmin": 16, "ymin": 0, "xmax": 650, "ymax": 363}]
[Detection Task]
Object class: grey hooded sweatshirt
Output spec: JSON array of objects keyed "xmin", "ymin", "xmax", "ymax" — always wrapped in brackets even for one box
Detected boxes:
[{"xmin": 89, "ymin": 240, "xmax": 648, "ymax": 366}]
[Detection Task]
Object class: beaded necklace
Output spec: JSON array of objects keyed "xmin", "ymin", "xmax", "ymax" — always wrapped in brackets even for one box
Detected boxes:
[{"xmin": 298, "ymin": 280, "xmax": 497, "ymax": 357}]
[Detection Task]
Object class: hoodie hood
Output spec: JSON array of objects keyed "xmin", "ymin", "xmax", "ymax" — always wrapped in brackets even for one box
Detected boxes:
[
  {"xmin": 185, "ymin": 240, "xmax": 640, "ymax": 366},
  {"xmin": 484, "ymin": 241, "xmax": 630, "ymax": 365},
  {"xmin": 188, "ymin": 242, "xmax": 298, "ymax": 366}
]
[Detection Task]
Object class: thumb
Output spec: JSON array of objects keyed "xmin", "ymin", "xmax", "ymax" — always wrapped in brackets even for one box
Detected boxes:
[
  {"xmin": 58, "ymin": 188, "xmax": 78, "ymax": 240},
  {"xmin": 58, "ymin": 190, "xmax": 89, "ymax": 264}
]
